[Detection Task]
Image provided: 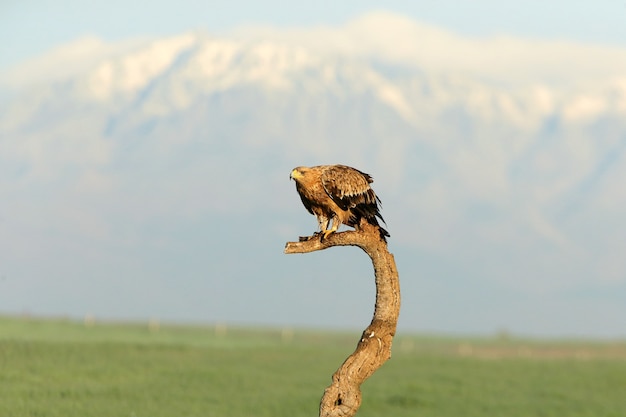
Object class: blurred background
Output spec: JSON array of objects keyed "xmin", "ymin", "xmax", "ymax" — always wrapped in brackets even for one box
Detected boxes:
[{"xmin": 1, "ymin": 1, "xmax": 625, "ymax": 339}]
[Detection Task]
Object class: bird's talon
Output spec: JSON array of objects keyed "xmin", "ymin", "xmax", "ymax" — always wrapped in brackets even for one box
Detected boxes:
[{"xmin": 299, "ymin": 234, "xmax": 320, "ymax": 242}]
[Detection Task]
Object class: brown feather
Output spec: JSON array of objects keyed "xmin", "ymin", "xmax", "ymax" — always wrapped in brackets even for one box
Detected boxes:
[{"xmin": 290, "ymin": 164, "xmax": 389, "ymax": 241}]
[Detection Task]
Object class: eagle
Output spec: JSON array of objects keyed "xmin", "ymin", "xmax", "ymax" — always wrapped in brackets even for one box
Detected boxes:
[{"xmin": 289, "ymin": 164, "xmax": 389, "ymax": 241}]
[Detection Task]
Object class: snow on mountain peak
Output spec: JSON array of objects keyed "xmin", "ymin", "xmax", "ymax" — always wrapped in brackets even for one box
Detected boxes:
[
  {"xmin": 2, "ymin": 13, "xmax": 626, "ymax": 337},
  {"xmin": 79, "ymin": 33, "xmax": 198, "ymax": 99}
]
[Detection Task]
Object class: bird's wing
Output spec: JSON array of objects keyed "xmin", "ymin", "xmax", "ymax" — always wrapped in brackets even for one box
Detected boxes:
[{"xmin": 320, "ymin": 165, "xmax": 377, "ymax": 210}]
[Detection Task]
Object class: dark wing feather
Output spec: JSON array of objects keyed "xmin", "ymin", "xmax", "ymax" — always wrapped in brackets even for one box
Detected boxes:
[
  {"xmin": 320, "ymin": 165, "xmax": 377, "ymax": 210},
  {"xmin": 320, "ymin": 164, "xmax": 389, "ymax": 240}
]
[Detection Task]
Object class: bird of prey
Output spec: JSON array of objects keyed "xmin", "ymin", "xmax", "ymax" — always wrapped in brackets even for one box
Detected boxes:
[{"xmin": 289, "ymin": 164, "xmax": 389, "ymax": 241}]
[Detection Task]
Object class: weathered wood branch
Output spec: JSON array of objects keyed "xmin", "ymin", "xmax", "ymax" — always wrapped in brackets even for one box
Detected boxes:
[{"xmin": 284, "ymin": 222, "xmax": 401, "ymax": 417}]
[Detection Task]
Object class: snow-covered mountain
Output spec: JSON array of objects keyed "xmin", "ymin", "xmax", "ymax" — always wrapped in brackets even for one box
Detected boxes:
[{"xmin": 1, "ymin": 13, "xmax": 625, "ymax": 337}]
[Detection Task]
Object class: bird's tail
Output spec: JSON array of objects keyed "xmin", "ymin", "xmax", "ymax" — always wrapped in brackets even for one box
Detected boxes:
[
  {"xmin": 354, "ymin": 204, "xmax": 390, "ymax": 242},
  {"xmin": 368, "ymin": 215, "xmax": 390, "ymax": 242}
]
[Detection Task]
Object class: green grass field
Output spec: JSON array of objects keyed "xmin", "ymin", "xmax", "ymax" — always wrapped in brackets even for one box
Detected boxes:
[{"xmin": 1, "ymin": 316, "xmax": 625, "ymax": 417}]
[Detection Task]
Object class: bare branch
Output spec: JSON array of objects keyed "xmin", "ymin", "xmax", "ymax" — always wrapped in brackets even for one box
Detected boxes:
[
  {"xmin": 284, "ymin": 230, "xmax": 366, "ymax": 254},
  {"xmin": 284, "ymin": 223, "xmax": 401, "ymax": 417}
]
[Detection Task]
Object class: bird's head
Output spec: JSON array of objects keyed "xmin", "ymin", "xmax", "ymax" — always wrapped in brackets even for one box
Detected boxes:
[{"xmin": 289, "ymin": 166, "xmax": 308, "ymax": 182}]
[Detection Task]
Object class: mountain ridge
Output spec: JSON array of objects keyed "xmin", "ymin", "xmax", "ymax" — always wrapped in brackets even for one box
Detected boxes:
[{"xmin": 1, "ymin": 13, "xmax": 625, "ymax": 336}]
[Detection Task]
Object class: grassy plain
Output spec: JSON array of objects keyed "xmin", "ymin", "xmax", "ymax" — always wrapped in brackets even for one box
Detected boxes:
[{"xmin": 1, "ymin": 316, "xmax": 625, "ymax": 417}]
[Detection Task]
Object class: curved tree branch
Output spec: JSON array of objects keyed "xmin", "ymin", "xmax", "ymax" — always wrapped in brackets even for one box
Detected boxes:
[{"xmin": 284, "ymin": 222, "xmax": 401, "ymax": 417}]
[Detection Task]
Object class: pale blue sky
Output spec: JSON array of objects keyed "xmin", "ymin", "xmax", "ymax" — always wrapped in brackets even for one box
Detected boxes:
[
  {"xmin": 2, "ymin": 0, "xmax": 626, "ymax": 72},
  {"xmin": 2, "ymin": 1, "xmax": 626, "ymax": 338}
]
